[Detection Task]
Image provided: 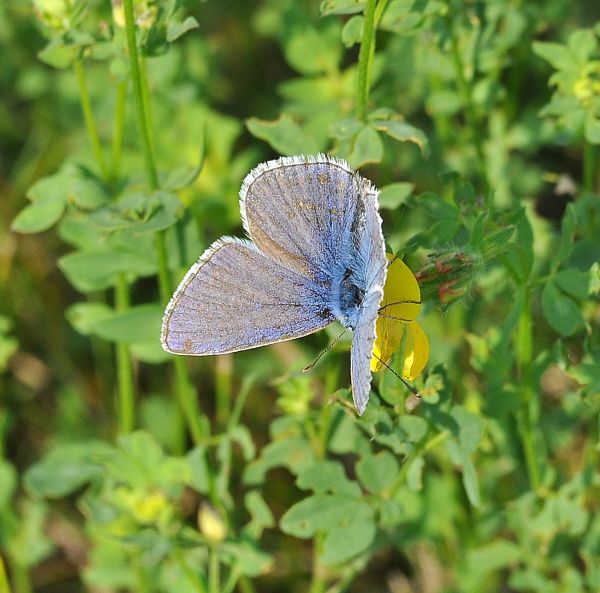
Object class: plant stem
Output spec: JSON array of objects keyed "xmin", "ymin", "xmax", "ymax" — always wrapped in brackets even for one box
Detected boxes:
[
  {"xmin": 154, "ymin": 231, "xmax": 205, "ymax": 444},
  {"xmin": 215, "ymin": 354, "xmax": 233, "ymax": 428},
  {"xmin": 111, "ymin": 79, "xmax": 128, "ymax": 180},
  {"xmin": 446, "ymin": 16, "xmax": 488, "ymax": 193},
  {"xmin": 583, "ymin": 140, "xmax": 596, "ymax": 192},
  {"xmin": 208, "ymin": 546, "xmax": 220, "ymax": 593},
  {"xmin": 116, "ymin": 273, "xmax": 135, "ymax": 434},
  {"xmin": 122, "ymin": 0, "xmax": 159, "ymax": 190},
  {"xmin": 309, "ymin": 533, "xmax": 327, "ymax": 593},
  {"xmin": 74, "ymin": 58, "xmax": 110, "ymax": 180},
  {"xmin": 0, "ymin": 555, "xmax": 11, "ymax": 593},
  {"xmin": 356, "ymin": 0, "xmax": 378, "ymax": 121},
  {"xmin": 389, "ymin": 430, "xmax": 450, "ymax": 498},
  {"xmin": 172, "ymin": 547, "xmax": 207, "ymax": 593},
  {"xmin": 10, "ymin": 562, "xmax": 31, "ymax": 593},
  {"xmin": 515, "ymin": 290, "xmax": 541, "ymax": 491},
  {"xmin": 123, "ymin": 0, "xmax": 205, "ymax": 444}
]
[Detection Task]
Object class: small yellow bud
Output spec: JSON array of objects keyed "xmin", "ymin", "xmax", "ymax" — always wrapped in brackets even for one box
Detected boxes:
[{"xmin": 198, "ymin": 504, "xmax": 227, "ymax": 544}]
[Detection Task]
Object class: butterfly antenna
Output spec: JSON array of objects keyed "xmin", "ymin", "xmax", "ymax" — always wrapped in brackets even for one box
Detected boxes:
[
  {"xmin": 372, "ymin": 352, "xmax": 421, "ymax": 398},
  {"xmin": 303, "ymin": 329, "xmax": 347, "ymax": 372},
  {"xmin": 379, "ymin": 299, "xmax": 421, "ymax": 313}
]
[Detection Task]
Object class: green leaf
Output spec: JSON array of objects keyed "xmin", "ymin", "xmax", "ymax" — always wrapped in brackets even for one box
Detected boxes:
[
  {"xmin": 66, "ymin": 302, "xmax": 113, "ymax": 336},
  {"xmin": 90, "ymin": 191, "xmax": 182, "ymax": 235},
  {"xmin": 187, "ymin": 446, "xmax": 211, "ymax": 494},
  {"xmin": 321, "ymin": 506, "xmax": 376, "ymax": 565},
  {"xmin": 162, "ymin": 135, "xmax": 205, "ymax": 189},
  {"xmin": 281, "ymin": 495, "xmax": 348, "ymax": 537},
  {"xmin": 280, "ymin": 491, "xmax": 377, "ymax": 564},
  {"xmin": 244, "ymin": 437, "xmax": 316, "ymax": 485},
  {"xmin": 38, "ymin": 39, "xmax": 77, "ymax": 69},
  {"xmin": 7, "ymin": 500, "xmax": 55, "ymax": 567},
  {"xmin": 584, "ymin": 112, "xmax": 600, "ymax": 144},
  {"xmin": 246, "ymin": 115, "xmax": 320, "ymax": 155},
  {"xmin": 0, "ymin": 460, "xmax": 17, "ymax": 511},
  {"xmin": 221, "ymin": 540, "xmax": 273, "ymax": 577},
  {"xmin": 460, "ymin": 451, "xmax": 481, "ymax": 507},
  {"xmin": 88, "ymin": 304, "xmax": 162, "ymax": 344},
  {"xmin": 24, "ymin": 442, "xmax": 110, "ymax": 498},
  {"xmin": 341, "ymin": 15, "xmax": 363, "ymax": 48},
  {"xmin": 542, "ymin": 280, "xmax": 585, "ymax": 336},
  {"xmin": 356, "ymin": 451, "xmax": 400, "ymax": 494},
  {"xmin": 450, "ymin": 405, "xmax": 484, "ymax": 454},
  {"xmin": 0, "ymin": 316, "xmax": 18, "ymax": 373},
  {"xmin": 378, "ymin": 182, "xmax": 414, "ymax": 209},
  {"xmin": 532, "ymin": 41, "xmax": 575, "ymax": 71},
  {"xmin": 372, "ymin": 119, "xmax": 429, "ymax": 156},
  {"xmin": 551, "ymin": 204, "xmax": 577, "ymax": 270},
  {"xmin": 166, "ymin": 16, "xmax": 199, "ymax": 42},
  {"xmin": 397, "ymin": 415, "xmax": 428, "ymax": 443},
  {"xmin": 567, "ymin": 29, "xmax": 598, "ymax": 64},
  {"xmin": 320, "ymin": 0, "xmax": 365, "ymax": 15},
  {"xmin": 284, "ymin": 23, "xmax": 341, "ymax": 75},
  {"xmin": 296, "ymin": 460, "xmax": 361, "ymax": 496},
  {"xmin": 244, "ymin": 491, "xmax": 275, "ymax": 539},
  {"xmin": 130, "ymin": 340, "xmax": 171, "ymax": 364},
  {"xmin": 229, "ymin": 425, "xmax": 256, "ymax": 461},
  {"xmin": 466, "ymin": 539, "xmax": 521, "ymax": 578},
  {"xmin": 59, "ymin": 245, "xmax": 156, "ymax": 292},
  {"xmin": 554, "ymin": 269, "xmax": 590, "ymax": 300},
  {"xmin": 348, "ymin": 125, "xmax": 383, "ymax": 168},
  {"xmin": 11, "ymin": 194, "xmax": 65, "ymax": 233},
  {"xmin": 406, "ymin": 456, "xmax": 424, "ymax": 492},
  {"xmin": 330, "ymin": 117, "xmax": 363, "ymax": 140}
]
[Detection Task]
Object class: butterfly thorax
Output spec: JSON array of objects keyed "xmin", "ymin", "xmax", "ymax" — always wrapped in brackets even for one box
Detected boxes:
[{"xmin": 333, "ymin": 267, "xmax": 366, "ymax": 330}]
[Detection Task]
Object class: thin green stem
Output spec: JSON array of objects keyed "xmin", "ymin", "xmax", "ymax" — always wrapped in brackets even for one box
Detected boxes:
[
  {"xmin": 515, "ymin": 290, "xmax": 541, "ymax": 491},
  {"xmin": 309, "ymin": 533, "xmax": 327, "ymax": 593},
  {"xmin": 116, "ymin": 273, "xmax": 135, "ymax": 434},
  {"xmin": 389, "ymin": 430, "xmax": 449, "ymax": 498},
  {"xmin": 208, "ymin": 546, "xmax": 220, "ymax": 593},
  {"xmin": 446, "ymin": 16, "xmax": 488, "ymax": 193},
  {"xmin": 0, "ymin": 555, "xmax": 11, "ymax": 593},
  {"xmin": 139, "ymin": 53, "xmax": 154, "ymax": 135},
  {"xmin": 10, "ymin": 563, "xmax": 31, "ymax": 593},
  {"xmin": 0, "ymin": 409, "xmax": 8, "ymax": 460},
  {"xmin": 215, "ymin": 354, "xmax": 233, "ymax": 428},
  {"xmin": 356, "ymin": 0, "xmax": 378, "ymax": 121},
  {"xmin": 135, "ymin": 556, "xmax": 151, "ymax": 593},
  {"xmin": 154, "ymin": 231, "xmax": 205, "ymax": 444},
  {"xmin": 583, "ymin": 140, "xmax": 596, "ymax": 192},
  {"xmin": 227, "ymin": 375, "xmax": 255, "ymax": 431},
  {"xmin": 122, "ymin": 0, "xmax": 159, "ymax": 190},
  {"xmin": 74, "ymin": 58, "xmax": 110, "ymax": 180},
  {"xmin": 111, "ymin": 80, "xmax": 128, "ymax": 180},
  {"xmin": 124, "ymin": 0, "xmax": 205, "ymax": 446},
  {"xmin": 222, "ymin": 566, "xmax": 242, "ymax": 593},
  {"xmin": 172, "ymin": 547, "xmax": 207, "ymax": 593}
]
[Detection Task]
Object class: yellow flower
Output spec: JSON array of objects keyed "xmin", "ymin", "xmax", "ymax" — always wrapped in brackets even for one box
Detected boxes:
[{"xmin": 371, "ymin": 255, "xmax": 429, "ymax": 381}]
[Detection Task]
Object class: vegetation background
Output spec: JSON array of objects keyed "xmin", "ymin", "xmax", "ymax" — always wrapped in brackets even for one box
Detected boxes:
[{"xmin": 1, "ymin": 0, "xmax": 600, "ymax": 592}]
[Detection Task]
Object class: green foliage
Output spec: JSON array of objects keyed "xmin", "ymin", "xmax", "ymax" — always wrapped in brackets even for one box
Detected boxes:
[{"xmin": 1, "ymin": 0, "xmax": 600, "ymax": 592}]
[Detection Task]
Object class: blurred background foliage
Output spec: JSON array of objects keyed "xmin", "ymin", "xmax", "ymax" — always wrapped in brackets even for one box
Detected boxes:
[{"xmin": 1, "ymin": 0, "xmax": 600, "ymax": 592}]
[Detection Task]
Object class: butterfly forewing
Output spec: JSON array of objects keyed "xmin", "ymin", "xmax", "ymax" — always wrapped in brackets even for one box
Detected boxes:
[{"xmin": 240, "ymin": 155, "xmax": 370, "ymax": 280}]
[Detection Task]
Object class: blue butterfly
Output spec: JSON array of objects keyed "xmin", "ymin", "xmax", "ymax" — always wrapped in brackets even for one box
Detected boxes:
[{"xmin": 161, "ymin": 154, "xmax": 387, "ymax": 414}]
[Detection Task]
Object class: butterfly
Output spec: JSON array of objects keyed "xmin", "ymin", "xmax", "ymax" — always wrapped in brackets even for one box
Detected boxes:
[{"xmin": 161, "ymin": 154, "xmax": 387, "ymax": 414}]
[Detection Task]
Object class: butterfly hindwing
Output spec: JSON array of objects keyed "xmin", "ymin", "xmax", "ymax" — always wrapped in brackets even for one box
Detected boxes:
[{"xmin": 161, "ymin": 238, "xmax": 335, "ymax": 355}]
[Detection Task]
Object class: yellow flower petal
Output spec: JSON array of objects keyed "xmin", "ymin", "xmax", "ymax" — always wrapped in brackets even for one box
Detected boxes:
[
  {"xmin": 401, "ymin": 321, "xmax": 429, "ymax": 380},
  {"xmin": 371, "ymin": 255, "xmax": 429, "ymax": 381}
]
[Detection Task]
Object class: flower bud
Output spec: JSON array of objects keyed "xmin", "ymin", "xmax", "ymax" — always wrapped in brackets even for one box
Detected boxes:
[
  {"xmin": 198, "ymin": 504, "xmax": 227, "ymax": 544},
  {"xmin": 415, "ymin": 250, "xmax": 483, "ymax": 309}
]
